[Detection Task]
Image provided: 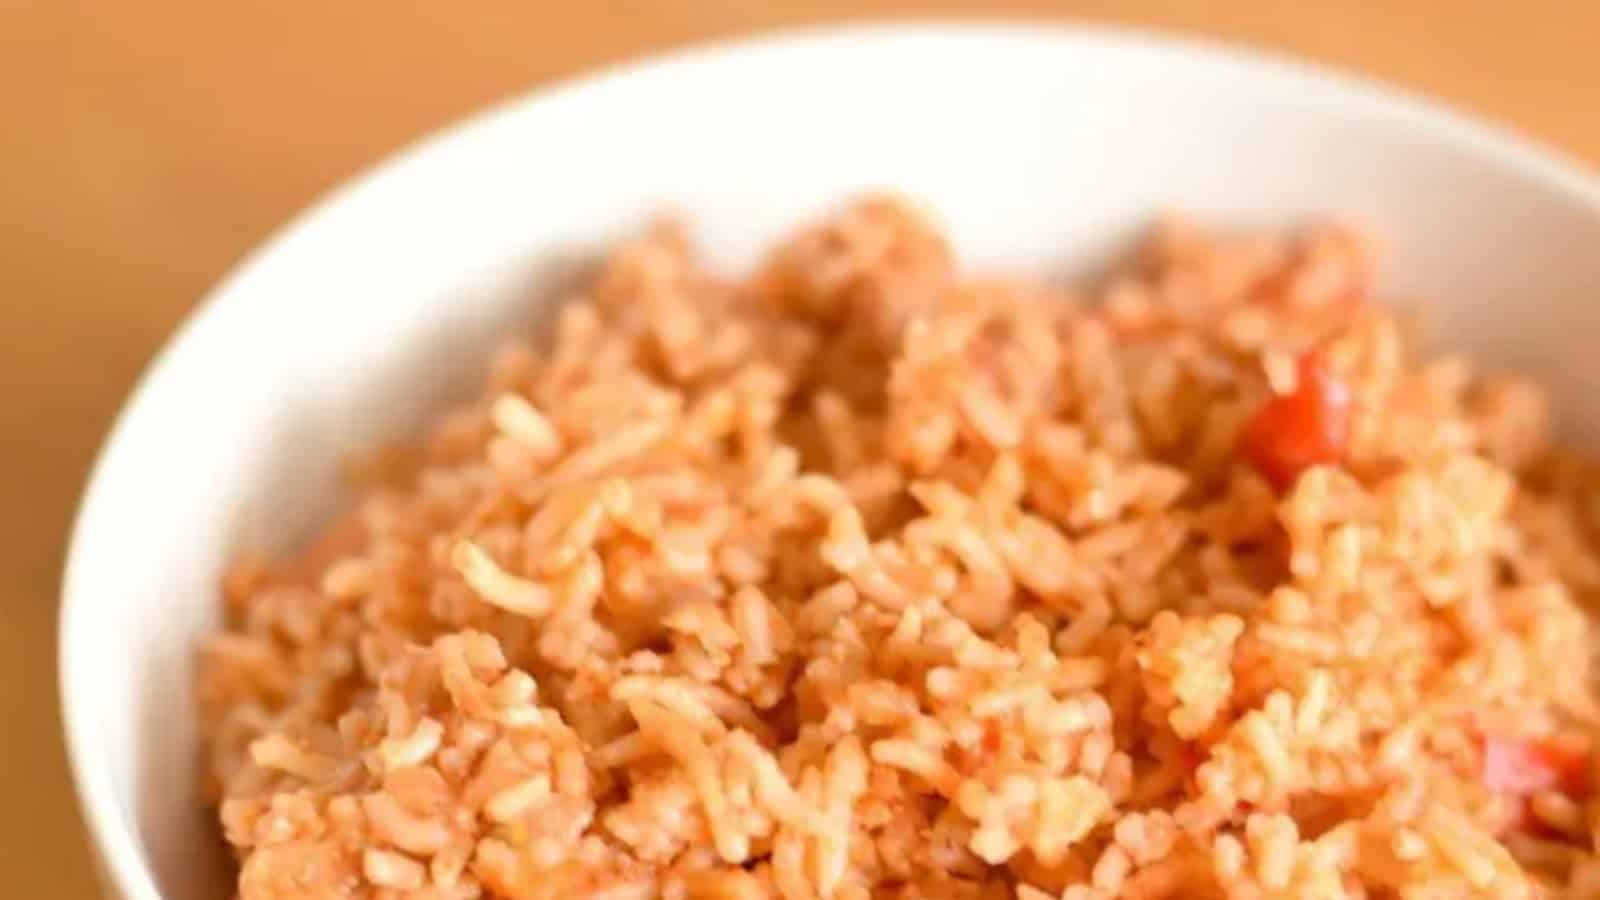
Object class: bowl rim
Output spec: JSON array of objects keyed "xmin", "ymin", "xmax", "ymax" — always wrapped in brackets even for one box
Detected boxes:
[{"xmin": 58, "ymin": 19, "xmax": 1600, "ymax": 900}]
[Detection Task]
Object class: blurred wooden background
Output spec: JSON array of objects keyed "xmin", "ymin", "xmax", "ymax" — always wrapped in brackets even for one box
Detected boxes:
[{"xmin": 5, "ymin": 1, "xmax": 1597, "ymax": 896}]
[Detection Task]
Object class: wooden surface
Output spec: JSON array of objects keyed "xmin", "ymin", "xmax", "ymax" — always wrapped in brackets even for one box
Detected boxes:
[{"xmin": 6, "ymin": 2, "xmax": 1599, "ymax": 896}]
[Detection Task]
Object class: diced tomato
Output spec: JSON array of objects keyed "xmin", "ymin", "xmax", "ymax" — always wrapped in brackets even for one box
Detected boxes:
[
  {"xmin": 1239, "ymin": 350, "xmax": 1352, "ymax": 489},
  {"xmin": 1483, "ymin": 735, "xmax": 1590, "ymax": 797},
  {"xmin": 981, "ymin": 720, "xmax": 1003, "ymax": 756}
]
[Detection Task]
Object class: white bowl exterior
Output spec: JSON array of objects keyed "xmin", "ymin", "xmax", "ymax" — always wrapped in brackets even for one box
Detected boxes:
[{"xmin": 60, "ymin": 24, "xmax": 1600, "ymax": 900}]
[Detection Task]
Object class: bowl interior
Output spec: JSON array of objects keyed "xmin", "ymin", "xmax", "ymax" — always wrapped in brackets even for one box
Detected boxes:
[{"xmin": 61, "ymin": 25, "xmax": 1600, "ymax": 900}]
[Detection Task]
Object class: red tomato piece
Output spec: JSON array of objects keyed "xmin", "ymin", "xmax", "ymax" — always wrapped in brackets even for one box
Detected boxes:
[
  {"xmin": 981, "ymin": 720, "xmax": 1003, "ymax": 756},
  {"xmin": 1483, "ymin": 735, "xmax": 1589, "ymax": 797},
  {"xmin": 1240, "ymin": 351, "xmax": 1352, "ymax": 489}
]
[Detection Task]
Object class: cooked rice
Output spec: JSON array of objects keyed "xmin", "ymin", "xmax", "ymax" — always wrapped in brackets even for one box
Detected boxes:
[{"xmin": 200, "ymin": 197, "xmax": 1600, "ymax": 899}]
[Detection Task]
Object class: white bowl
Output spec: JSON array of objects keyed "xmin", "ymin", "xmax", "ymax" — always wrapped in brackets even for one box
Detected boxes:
[{"xmin": 60, "ymin": 22, "xmax": 1600, "ymax": 900}]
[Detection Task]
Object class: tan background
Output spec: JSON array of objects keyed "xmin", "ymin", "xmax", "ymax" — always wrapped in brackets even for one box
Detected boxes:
[{"xmin": 5, "ymin": 1, "xmax": 1599, "ymax": 896}]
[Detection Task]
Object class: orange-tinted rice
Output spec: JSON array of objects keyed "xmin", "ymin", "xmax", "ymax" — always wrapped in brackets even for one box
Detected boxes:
[{"xmin": 199, "ymin": 197, "xmax": 1600, "ymax": 899}]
